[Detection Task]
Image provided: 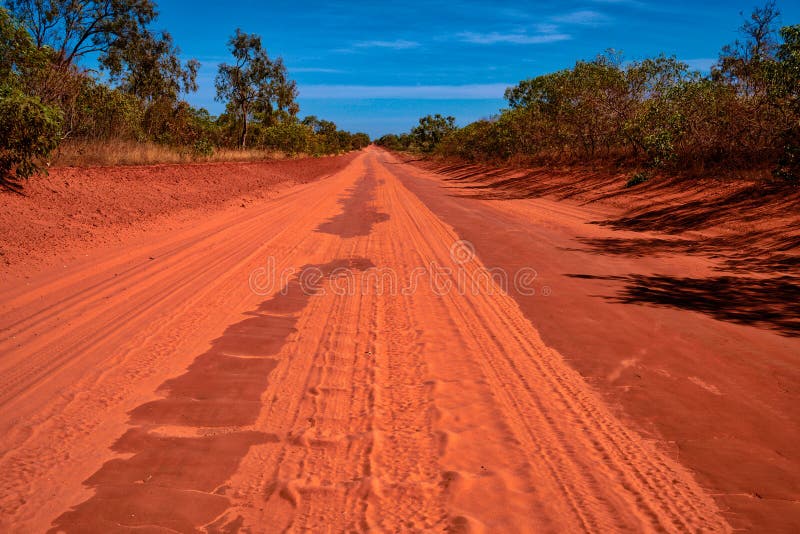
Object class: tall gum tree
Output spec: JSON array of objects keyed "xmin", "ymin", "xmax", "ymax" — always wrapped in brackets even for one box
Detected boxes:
[
  {"xmin": 215, "ymin": 29, "xmax": 298, "ymax": 149},
  {"xmin": 6, "ymin": 0, "xmax": 157, "ymax": 66}
]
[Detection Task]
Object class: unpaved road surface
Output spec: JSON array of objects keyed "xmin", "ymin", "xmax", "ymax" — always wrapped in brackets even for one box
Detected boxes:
[{"xmin": 0, "ymin": 146, "xmax": 796, "ymax": 532}]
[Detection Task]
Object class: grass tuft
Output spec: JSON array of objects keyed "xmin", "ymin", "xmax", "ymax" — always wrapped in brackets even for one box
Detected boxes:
[
  {"xmin": 626, "ymin": 171, "xmax": 650, "ymax": 188},
  {"xmin": 52, "ymin": 139, "xmax": 287, "ymax": 168}
]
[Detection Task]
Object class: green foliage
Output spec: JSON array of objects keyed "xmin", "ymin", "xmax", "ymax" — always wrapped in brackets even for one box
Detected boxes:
[
  {"xmin": 215, "ymin": 29, "xmax": 298, "ymax": 148},
  {"xmin": 6, "ymin": 0, "xmax": 158, "ymax": 67},
  {"xmin": 1, "ymin": 6, "xmax": 64, "ymax": 181},
  {"xmin": 103, "ymin": 29, "xmax": 199, "ymax": 103},
  {"xmin": 294, "ymin": 116, "xmax": 368, "ymax": 155},
  {"xmin": 1, "ymin": 5, "xmax": 362, "ymax": 184},
  {"xmin": 0, "ymin": 84, "xmax": 62, "ymax": 183},
  {"xmin": 375, "ymin": 133, "xmax": 411, "ymax": 151},
  {"xmin": 259, "ymin": 121, "xmax": 312, "ymax": 155},
  {"xmin": 771, "ymin": 24, "xmax": 800, "ymax": 181},
  {"xmin": 626, "ymin": 171, "xmax": 650, "ymax": 188},
  {"xmin": 70, "ymin": 77, "xmax": 144, "ymax": 139},
  {"xmin": 350, "ymin": 132, "xmax": 371, "ymax": 150},
  {"xmin": 401, "ymin": 4, "xmax": 800, "ymax": 182},
  {"xmin": 411, "ymin": 114, "xmax": 456, "ymax": 153},
  {"xmin": 192, "ymin": 138, "xmax": 214, "ymax": 158},
  {"xmin": 1, "ymin": 6, "xmax": 30, "ymax": 82}
]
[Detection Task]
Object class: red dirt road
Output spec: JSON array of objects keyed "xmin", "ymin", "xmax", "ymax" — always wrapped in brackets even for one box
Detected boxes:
[{"xmin": 0, "ymin": 146, "xmax": 796, "ymax": 532}]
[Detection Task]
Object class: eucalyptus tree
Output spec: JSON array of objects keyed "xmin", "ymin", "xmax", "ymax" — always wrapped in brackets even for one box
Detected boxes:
[
  {"xmin": 714, "ymin": 1, "xmax": 781, "ymax": 96},
  {"xmin": 6, "ymin": 0, "xmax": 199, "ymax": 124},
  {"xmin": 215, "ymin": 29, "xmax": 298, "ymax": 148},
  {"xmin": 5, "ymin": 0, "xmax": 157, "ymax": 67},
  {"xmin": 103, "ymin": 29, "xmax": 198, "ymax": 103}
]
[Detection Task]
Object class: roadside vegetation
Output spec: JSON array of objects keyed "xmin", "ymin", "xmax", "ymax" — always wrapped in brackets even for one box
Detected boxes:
[
  {"xmin": 0, "ymin": 1, "xmax": 369, "ymax": 188},
  {"xmin": 378, "ymin": 2, "xmax": 800, "ymax": 183}
]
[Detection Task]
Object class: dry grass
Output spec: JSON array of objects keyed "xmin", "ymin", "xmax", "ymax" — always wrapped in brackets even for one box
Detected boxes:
[{"xmin": 52, "ymin": 139, "xmax": 288, "ymax": 168}]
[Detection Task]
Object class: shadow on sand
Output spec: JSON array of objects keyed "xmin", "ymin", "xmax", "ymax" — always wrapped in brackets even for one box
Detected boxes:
[
  {"xmin": 316, "ymin": 164, "xmax": 389, "ymax": 238},
  {"xmin": 418, "ymin": 159, "xmax": 800, "ymax": 337},
  {"xmin": 50, "ymin": 257, "xmax": 375, "ymax": 532},
  {"xmin": 569, "ymin": 273, "xmax": 800, "ymax": 337}
]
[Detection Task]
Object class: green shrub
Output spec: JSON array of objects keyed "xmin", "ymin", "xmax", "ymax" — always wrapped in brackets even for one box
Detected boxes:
[
  {"xmin": 626, "ymin": 171, "xmax": 650, "ymax": 188},
  {"xmin": 411, "ymin": 114, "xmax": 456, "ymax": 153},
  {"xmin": 771, "ymin": 25, "xmax": 800, "ymax": 182},
  {"xmin": 192, "ymin": 138, "xmax": 215, "ymax": 158},
  {"xmin": 0, "ymin": 85, "xmax": 62, "ymax": 183},
  {"xmin": 350, "ymin": 132, "xmax": 371, "ymax": 149},
  {"xmin": 260, "ymin": 122, "xmax": 312, "ymax": 155},
  {"xmin": 399, "ymin": 10, "xmax": 800, "ymax": 177},
  {"xmin": 72, "ymin": 78, "xmax": 144, "ymax": 140}
]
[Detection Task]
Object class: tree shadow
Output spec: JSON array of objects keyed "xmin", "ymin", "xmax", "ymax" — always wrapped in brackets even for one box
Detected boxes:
[
  {"xmin": 568, "ymin": 273, "xmax": 800, "ymax": 337},
  {"xmin": 50, "ymin": 257, "xmax": 376, "ymax": 532},
  {"xmin": 596, "ymin": 182, "xmax": 800, "ymax": 233},
  {"xmin": 414, "ymin": 160, "xmax": 641, "ymax": 202},
  {"xmin": 316, "ymin": 167, "xmax": 389, "ymax": 238},
  {"xmin": 566, "ymin": 222, "xmax": 800, "ymax": 276},
  {"xmin": 418, "ymin": 159, "xmax": 800, "ymax": 335},
  {"xmin": 0, "ymin": 175, "xmax": 25, "ymax": 195},
  {"xmin": 416, "ymin": 160, "xmax": 800, "ymax": 233},
  {"xmin": 426, "ymin": 161, "xmax": 800, "ymax": 277}
]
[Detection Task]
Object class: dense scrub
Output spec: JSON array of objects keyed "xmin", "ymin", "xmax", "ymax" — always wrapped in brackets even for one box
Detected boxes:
[
  {"xmin": 0, "ymin": 2, "xmax": 369, "ymax": 187},
  {"xmin": 378, "ymin": 3, "xmax": 800, "ymax": 182}
]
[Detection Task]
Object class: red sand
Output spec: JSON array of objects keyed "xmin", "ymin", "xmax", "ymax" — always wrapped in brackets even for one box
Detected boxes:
[
  {"xmin": 0, "ymin": 154, "xmax": 357, "ymax": 278},
  {"xmin": 1, "ymin": 147, "xmax": 797, "ymax": 532}
]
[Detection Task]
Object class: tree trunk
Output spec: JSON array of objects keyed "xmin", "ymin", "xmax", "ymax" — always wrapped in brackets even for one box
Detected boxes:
[
  {"xmin": 240, "ymin": 104, "xmax": 249, "ymax": 149},
  {"xmin": 240, "ymin": 117, "xmax": 248, "ymax": 149}
]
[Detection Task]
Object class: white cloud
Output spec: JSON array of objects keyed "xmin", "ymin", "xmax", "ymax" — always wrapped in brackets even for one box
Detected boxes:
[
  {"xmin": 458, "ymin": 30, "xmax": 571, "ymax": 45},
  {"xmin": 292, "ymin": 67, "xmax": 344, "ymax": 73},
  {"xmin": 552, "ymin": 10, "xmax": 610, "ymax": 26},
  {"xmin": 352, "ymin": 39, "xmax": 420, "ymax": 50},
  {"xmin": 299, "ymin": 83, "xmax": 510, "ymax": 99},
  {"xmin": 590, "ymin": 0, "xmax": 644, "ymax": 4}
]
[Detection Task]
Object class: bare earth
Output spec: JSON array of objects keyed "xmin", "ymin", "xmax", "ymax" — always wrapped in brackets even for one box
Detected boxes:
[{"xmin": 0, "ymin": 146, "xmax": 797, "ymax": 532}]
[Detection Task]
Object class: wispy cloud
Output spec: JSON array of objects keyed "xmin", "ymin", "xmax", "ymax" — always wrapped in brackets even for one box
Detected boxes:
[
  {"xmin": 292, "ymin": 67, "xmax": 344, "ymax": 73},
  {"xmin": 588, "ymin": 0, "xmax": 672, "ymax": 13},
  {"xmin": 589, "ymin": 0, "xmax": 644, "ymax": 4},
  {"xmin": 458, "ymin": 30, "xmax": 570, "ymax": 45},
  {"xmin": 299, "ymin": 83, "xmax": 510, "ymax": 99},
  {"xmin": 457, "ymin": 8, "xmax": 610, "ymax": 47},
  {"xmin": 553, "ymin": 10, "xmax": 610, "ymax": 26},
  {"xmin": 352, "ymin": 39, "xmax": 420, "ymax": 50}
]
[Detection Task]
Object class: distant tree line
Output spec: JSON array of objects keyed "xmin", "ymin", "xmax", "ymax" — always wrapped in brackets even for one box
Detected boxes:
[
  {"xmin": 377, "ymin": 2, "xmax": 800, "ymax": 183},
  {"xmin": 0, "ymin": 0, "xmax": 369, "ymax": 185}
]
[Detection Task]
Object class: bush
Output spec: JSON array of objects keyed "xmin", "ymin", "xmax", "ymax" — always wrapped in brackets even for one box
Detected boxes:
[
  {"xmin": 626, "ymin": 171, "xmax": 650, "ymax": 188},
  {"xmin": 771, "ymin": 24, "xmax": 800, "ymax": 181},
  {"xmin": 350, "ymin": 132, "xmax": 371, "ymax": 149},
  {"xmin": 375, "ymin": 133, "xmax": 411, "ymax": 151},
  {"xmin": 1, "ymin": 6, "xmax": 365, "ymax": 185},
  {"xmin": 397, "ymin": 11, "xmax": 800, "ymax": 179},
  {"xmin": 71, "ymin": 78, "xmax": 144, "ymax": 140},
  {"xmin": 411, "ymin": 114, "xmax": 456, "ymax": 153},
  {"xmin": 773, "ymin": 126, "xmax": 800, "ymax": 182},
  {"xmin": 0, "ymin": 85, "xmax": 62, "ymax": 184},
  {"xmin": 192, "ymin": 138, "xmax": 215, "ymax": 158},
  {"xmin": 260, "ymin": 121, "xmax": 312, "ymax": 155}
]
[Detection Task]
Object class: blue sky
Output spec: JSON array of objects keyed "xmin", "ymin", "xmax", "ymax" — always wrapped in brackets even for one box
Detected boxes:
[{"xmin": 154, "ymin": 0, "xmax": 800, "ymax": 138}]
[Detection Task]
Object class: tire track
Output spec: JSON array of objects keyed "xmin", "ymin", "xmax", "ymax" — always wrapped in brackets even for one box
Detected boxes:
[
  {"xmin": 0, "ymin": 158, "xmax": 367, "ymax": 531},
  {"xmin": 1, "ymin": 148, "xmax": 731, "ymax": 532},
  {"xmin": 374, "ymin": 150, "xmax": 730, "ymax": 532}
]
